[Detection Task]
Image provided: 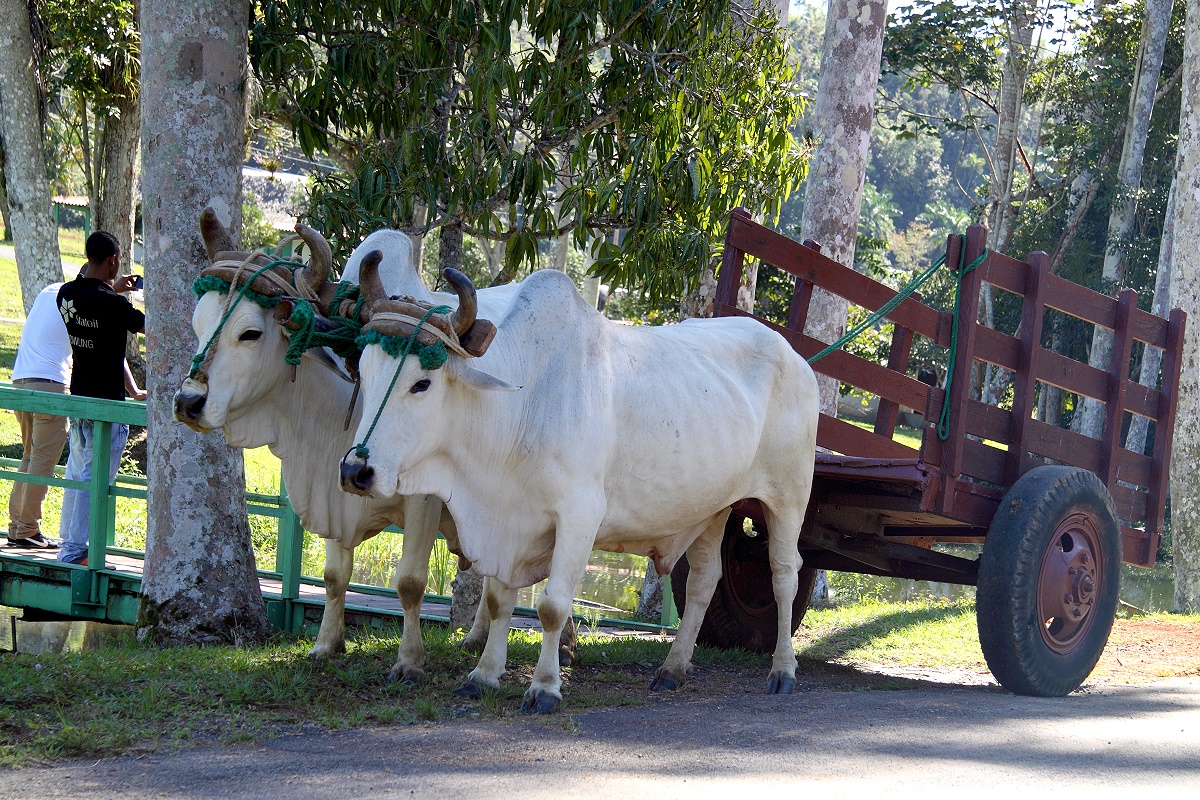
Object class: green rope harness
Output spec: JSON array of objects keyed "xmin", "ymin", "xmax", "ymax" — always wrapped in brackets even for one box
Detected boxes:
[
  {"xmin": 193, "ymin": 268, "xmax": 367, "ymax": 370},
  {"xmin": 808, "ymin": 253, "xmax": 950, "ymax": 364},
  {"xmin": 802, "ymin": 245, "xmax": 988, "ymax": 443},
  {"xmin": 189, "ymin": 262, "xmax": 296, "ymax": 379},
  {"xmin": 352, "ymin": 304, "xmax": 452, "ymax": 460},
  {"xmin": 937, "ymin": 248, "xmax": 988, "ymax": 441}
]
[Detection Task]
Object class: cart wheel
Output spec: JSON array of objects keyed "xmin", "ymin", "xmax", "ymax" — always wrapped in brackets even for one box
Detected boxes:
[
  {"xmin": 671, "ymin": 513, "xmax": 816, "ymax": 653},
  {"xmin": 976, "ymin": 466, "xmax": 1121, "ymax": 697}
]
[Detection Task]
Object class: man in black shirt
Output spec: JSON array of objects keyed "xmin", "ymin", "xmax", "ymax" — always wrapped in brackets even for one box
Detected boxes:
[{"xmin": 56, "ymin": 231, "xmax": 145, "ymax": 566}]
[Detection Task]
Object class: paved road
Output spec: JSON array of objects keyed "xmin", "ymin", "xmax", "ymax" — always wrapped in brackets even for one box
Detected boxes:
[{"xmin": 5, "ymin": 678, "xmax": 1199, "ymax": 798}]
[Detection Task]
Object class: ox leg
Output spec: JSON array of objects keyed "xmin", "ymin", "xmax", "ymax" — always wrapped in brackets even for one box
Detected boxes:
[
  {"xmin": 650, "ymin": 509, "xmax": 729, "ymax": 691},
  {"xmin": 458, "ymin": 581, "xmax": 492, "ymax": 655},
  {"xmin": 388, "ymin": 494, "xmax": 442, "ymax": 684},
  {"xmin": 454, "ymin": 580, "xmax": 518, "ymax": 698},
  {"xmin": 458, "ymin": 580, "xmax": 577, "ymax": 666},
  {"xmin": 763, "ymin": 505, "xmax": 804, "ymax": 695},
  {"xmin": 309, "ymin": 539, "xmax": 353, "ymax": 658},
  {"xmin": 520, "ymin": 529, "xmax": 595, "ymax": 715}
]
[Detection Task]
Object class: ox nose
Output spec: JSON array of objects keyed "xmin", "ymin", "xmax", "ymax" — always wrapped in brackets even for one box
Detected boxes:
[
  {"xmin": 173, "ymin": 389, "xmax": 207, "ymax": 425},
  {"xmin": 340, "ymin": 457, "xmax": 375, "ymax": 495}
]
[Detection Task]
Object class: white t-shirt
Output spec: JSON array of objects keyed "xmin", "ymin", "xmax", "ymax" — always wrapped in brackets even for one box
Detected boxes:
[{"xmin": 13, "ymin": 282, "xmax": 72, "ymax": 384}]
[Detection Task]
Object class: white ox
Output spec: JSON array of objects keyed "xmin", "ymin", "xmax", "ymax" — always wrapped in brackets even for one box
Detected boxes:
[
  {"xmin": 173, "ymin": 210, "xmax": 523, "ymax": 681},
  {"xmin": 339, "ymin": 260, "xmax": 819, "ymax": 713}
]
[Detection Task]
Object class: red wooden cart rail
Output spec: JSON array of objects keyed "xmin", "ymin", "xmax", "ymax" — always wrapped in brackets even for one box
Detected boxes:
[{"xmin": 716, "ymin": 208, "xmax": 1185, "ymax": 573}]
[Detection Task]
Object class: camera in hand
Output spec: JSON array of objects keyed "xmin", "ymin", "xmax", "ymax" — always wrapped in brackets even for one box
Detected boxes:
[{"xmin": 132, "ymin": 275, "xmax": 144, "ymax": 290}]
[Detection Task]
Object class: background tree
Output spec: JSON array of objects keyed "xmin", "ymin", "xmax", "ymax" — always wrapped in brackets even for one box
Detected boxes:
[
  {"xmin": 137, "ymin": 0, "xmax": 270, "ymax": 645},
  {"xmin": 0, "ymin": 0, "xmax": 63, "ymax": 312},
  {"xmin": 799, "ymin": 0, "xmax": 889, "ymax": 415},
  {"xmin": 1168, "ymin": 0, "xmax": 1200, "ymax": 613},
  {"xmin": 1075, "ymin": 0, "xmax": 1174, "ymax": 437},
  {"xmin": 42, "ymin": 0, "xmax": 142, "ymax": 278}
]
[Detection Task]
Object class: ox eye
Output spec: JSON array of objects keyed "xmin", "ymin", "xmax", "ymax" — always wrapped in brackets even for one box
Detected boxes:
[
  {"xmin": 410, "ymin": 379, "xmax": 431, "ymax": 394},
  {"xmin": 238, "ymin": 330, "xmax": 262, "ymax": 342}
]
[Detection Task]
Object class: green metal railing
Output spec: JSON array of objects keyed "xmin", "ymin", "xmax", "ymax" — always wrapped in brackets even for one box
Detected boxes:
[{"xmin": 0, "ymin": 383, "xmax": 678, "ymax": 633}]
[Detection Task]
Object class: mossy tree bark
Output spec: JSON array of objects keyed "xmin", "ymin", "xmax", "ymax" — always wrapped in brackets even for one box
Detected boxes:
[
  {"xmin": 798, "ymin": 0, "xmax": 887, "ymax": 416},
  {"xmin": 1168, "ymin": 0, "xmax": 1200, "ymax": 613},
  {"xmin": 137, "ymin": 0, "xmax": 270, "ymax": 645},
  {"xmin": 0, "ymin": 0, "xmax": 63, "ymax": 311}
]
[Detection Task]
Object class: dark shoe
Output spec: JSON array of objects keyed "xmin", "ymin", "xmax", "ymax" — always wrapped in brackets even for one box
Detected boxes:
[{"xmin": 7, "ymin": 532, "xmax": 61, "ymax": 549}]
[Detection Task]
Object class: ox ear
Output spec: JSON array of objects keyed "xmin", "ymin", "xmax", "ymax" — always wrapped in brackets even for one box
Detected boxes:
[{"xmin": 451, "ymin": 362, "xmax": 520, "ymax": 392}]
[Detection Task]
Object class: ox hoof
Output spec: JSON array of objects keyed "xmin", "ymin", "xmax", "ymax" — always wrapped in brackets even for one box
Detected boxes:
[
  {"xmin": 459, "ymin": 635, "xmax": 487, "ymax": 656},
  {"xmin": 307, "ymin": 644, "xmax": 346, "ymax": 660},
  {"xmin": 558, "ymin": 644, "xmax": 575, "ymax": 668},
  {"xmin": 766, "ymin": 671, "xmax": 796, "ymax": 695},
  {"xmin": 649, "ymin": 667, "xmax": 685, "ymax": 692},
  {"xmin": 387, "ymin": 666, "xmax": 425, "ymax": 686},
  {"xmin": 519, "ymin": 689, "xmax": 560, "ymax": 715},
  {"xmin": 452, "ymin": 680, "xmax": 489, "ymax": 700}
]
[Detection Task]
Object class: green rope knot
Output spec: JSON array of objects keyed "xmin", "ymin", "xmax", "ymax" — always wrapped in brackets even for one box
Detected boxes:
[{"xmin": 355, "ymin": 328, "xmax": 448, "ymax": 371}]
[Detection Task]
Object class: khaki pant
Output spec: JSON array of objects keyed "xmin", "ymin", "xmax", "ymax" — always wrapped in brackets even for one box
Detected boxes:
[{"xmin": 7, "ymin": 379, "xmax": 69, "ymax": 540}]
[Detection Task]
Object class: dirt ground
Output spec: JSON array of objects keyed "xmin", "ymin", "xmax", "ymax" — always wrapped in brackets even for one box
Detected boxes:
[{"xmin": 1093, "ymin": 617, "xmax": 1200, "ymax": 682}]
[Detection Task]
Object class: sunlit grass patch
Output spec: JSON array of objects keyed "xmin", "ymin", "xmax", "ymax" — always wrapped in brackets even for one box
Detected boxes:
[{"xmin": 798, "ymin": 599, "xmax": 984, "ymax": 671}]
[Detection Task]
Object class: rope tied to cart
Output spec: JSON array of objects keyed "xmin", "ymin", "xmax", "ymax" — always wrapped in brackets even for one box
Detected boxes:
[{"xmin": 804, "ymin": 244, "xmax": 988, "ymax": 442}]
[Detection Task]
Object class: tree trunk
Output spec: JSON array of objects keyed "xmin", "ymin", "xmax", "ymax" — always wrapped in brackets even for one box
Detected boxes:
[
  {"xmin": 0, "ymin": 0, "xmax": 63, "ymax": 312},
  {"xmin": 137, "ymin": 0, "xmax": 270, "ymax": 645},
  {"xmin": 1077, "ymin": 0, "xmax": 1175, "ymax": 439},
  {"xmin": 95, "ymin": 90, "xmax": 141, "ymax": 278},
  {"xmin": 984, "ymin": 3, "xmax": 1034, "ymax": 253},
  {"xmin": 1169, "ymin": 0, "xmax": 1200, "ymax": 613},
  {"xmin": 0, "ymin": 136, "xmax": 12, "ymax": 242},
  {"xmin": 1126, "ymin": 178, "xmax": 1176, "ymax": 456},
  {"xmin": 799, "ymin": 0, "xmax": 888, "ymax": 415}
]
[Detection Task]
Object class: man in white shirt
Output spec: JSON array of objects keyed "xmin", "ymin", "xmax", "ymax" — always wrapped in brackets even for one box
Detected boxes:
[{"xmin": 7, "ymin": 281, "xmax": 71, "ymax": 549}]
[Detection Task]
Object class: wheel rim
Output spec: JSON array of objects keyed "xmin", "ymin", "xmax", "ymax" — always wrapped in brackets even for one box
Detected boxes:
[
  {"xmin": 724, "ymin": 519, "xmax": 776, "ymax": 620},
  {"xmin": 1036, "ymin": 511, "xmax": 1104, "ymax": 655}
]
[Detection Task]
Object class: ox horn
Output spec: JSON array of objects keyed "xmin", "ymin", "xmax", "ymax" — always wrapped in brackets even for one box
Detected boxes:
[
  {"xmin": 294, "ymin": 223, "xmax": 334, "ymax": 295},
  {"xmin": 443, "ymin": 268, "xmax": 477, "ymax": 337},
  {"xmin": 357, "ymin": 250, "xmax": 388, "ymax": 320},
  {"xmin": 199, "ymin": 206, "xmax": 234, "ymax": 260}
]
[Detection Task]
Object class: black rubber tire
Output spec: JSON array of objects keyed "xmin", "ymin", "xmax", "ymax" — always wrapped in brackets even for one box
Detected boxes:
[
  {"xmin": 671, "ymin": 513, "xmax": 816, "ymax": 653},
  {"xmin": 976, "ymin": 466, "xmax": 1121, "ymax": 697}
]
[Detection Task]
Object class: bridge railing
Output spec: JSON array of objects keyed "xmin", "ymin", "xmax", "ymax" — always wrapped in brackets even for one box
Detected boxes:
[{"xmin": 0, "ymin": 384, "xmax": 677, "ymax": 632}]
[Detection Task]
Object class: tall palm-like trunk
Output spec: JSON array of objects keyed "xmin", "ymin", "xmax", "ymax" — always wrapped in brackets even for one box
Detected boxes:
[
  {"xmin": 1125, "ymin": 178, "xmax": 1176, "ymax": 455},
  {"xmin": 1076, "ymin": 0, "xmax": 1175, "ymax": 438},
  {"xmin": 0, "ymin": 0, "xmax": 62, "ymax": 311},
  {"xmin": 137, "ymin": 0, "xmax": 270, "ymax": 644},
  {"xmin": 1168, "ymin": 0, "xmax": 1200, "ymax": 613}
]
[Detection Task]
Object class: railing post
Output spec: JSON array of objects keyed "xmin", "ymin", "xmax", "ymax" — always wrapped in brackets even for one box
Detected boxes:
[
  {"xmin": 276, "ymin": 479, "xmax": 305, "ymax": 634},
  {"xmin": 660, "ymin": 573, "xmax": 678, "ymax": 628},
  {"xmin": 87, "ymin": 420, "xmax": 112, "ymax": 575}
]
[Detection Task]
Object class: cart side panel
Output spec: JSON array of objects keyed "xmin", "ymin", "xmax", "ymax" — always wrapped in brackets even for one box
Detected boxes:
[{"xmin": 716, "ymin": 209, "xmax": 1186, "ymax": 568}]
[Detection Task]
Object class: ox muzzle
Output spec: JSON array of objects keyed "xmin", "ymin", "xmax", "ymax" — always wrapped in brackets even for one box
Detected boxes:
[
  {"xmin": 340, "ymin": 449, "xmax": 375, "ymax": 495},
  {"xmin": 173, "ymin": 382, "xmax": 209, "ymax": 428}
]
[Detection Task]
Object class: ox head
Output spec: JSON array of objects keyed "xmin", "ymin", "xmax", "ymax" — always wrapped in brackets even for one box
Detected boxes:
[
  {"xmin": 338, "ymin": 256, "xmax": 517, "ymax": 498},
  {"xmin": 174, "ymin": 207, "xmax": 345, "ymax": 445}
]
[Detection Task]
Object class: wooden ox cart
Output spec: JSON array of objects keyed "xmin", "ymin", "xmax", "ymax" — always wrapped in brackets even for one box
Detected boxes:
[{"xmin": 673, "ymin": 209, "xmax": 1186, "ymax": 697}]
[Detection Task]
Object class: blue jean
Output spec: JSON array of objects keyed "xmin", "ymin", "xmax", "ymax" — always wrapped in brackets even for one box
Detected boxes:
[{"xmin": 57, "ymin": 418, "xmax": 128, "ymax": 564}]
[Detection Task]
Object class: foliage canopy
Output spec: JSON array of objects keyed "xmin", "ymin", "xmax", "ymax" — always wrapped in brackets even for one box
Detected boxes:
[{"xmin": 251, "ymin": 0, "xmax": 807, "ymax": 300}]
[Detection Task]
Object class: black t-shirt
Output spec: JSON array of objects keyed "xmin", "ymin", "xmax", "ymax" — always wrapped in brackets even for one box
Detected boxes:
[{"xmin": 57, "ymin": 278, "xmax": 145, "ymax": 401}]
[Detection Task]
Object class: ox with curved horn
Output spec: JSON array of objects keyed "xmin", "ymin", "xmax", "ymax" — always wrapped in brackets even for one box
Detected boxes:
[{"xmin": 293, "ymin": 223, "xmax": 333, "ymax": 298}]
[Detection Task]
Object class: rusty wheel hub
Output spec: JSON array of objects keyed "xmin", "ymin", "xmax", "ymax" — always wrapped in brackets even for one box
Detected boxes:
[{"xmin": 1037, "ymin": 512, "xmax": 1104, "ymax": 655}]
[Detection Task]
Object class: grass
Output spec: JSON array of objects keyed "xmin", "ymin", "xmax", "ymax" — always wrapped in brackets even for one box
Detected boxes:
[
  {"xmin": 798, "ymin": 599, "xmax": 983, "ymax": 670},
  {"xmin": 0, "ymin": 599, "xmax": 993, "ymax": 767}
]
